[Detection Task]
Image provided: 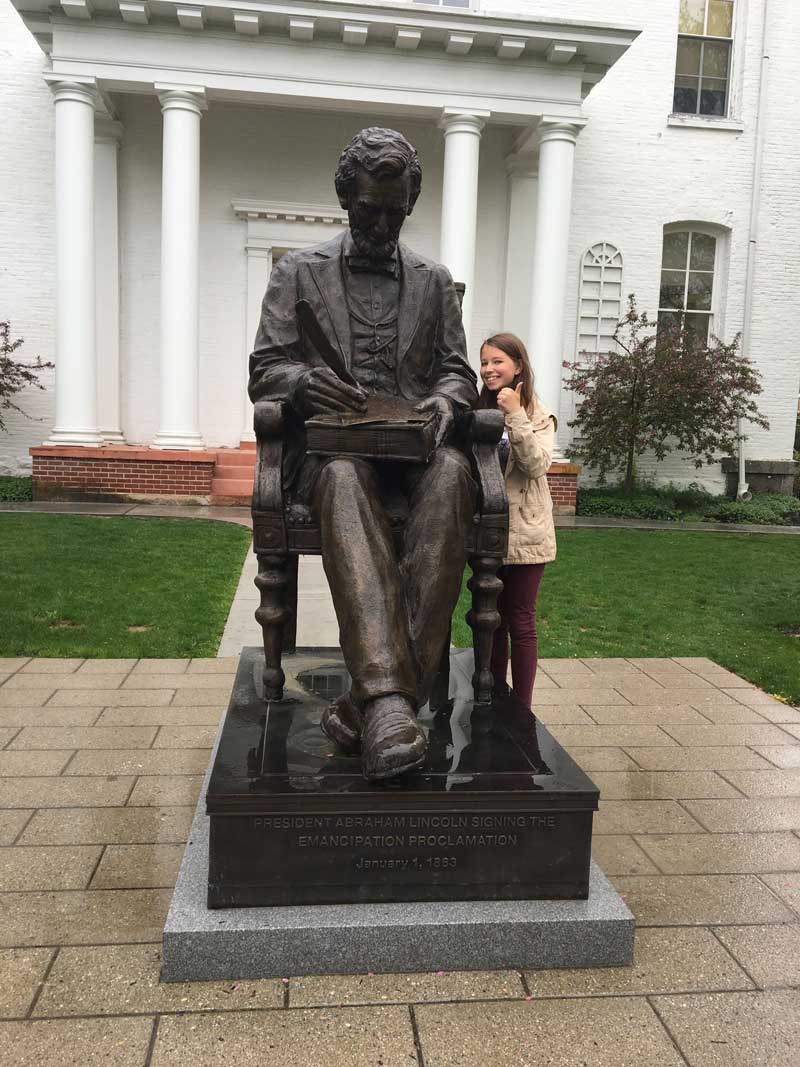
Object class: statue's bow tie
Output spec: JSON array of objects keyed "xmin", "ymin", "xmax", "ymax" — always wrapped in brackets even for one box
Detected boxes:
[{"xmin": 346, "ymin": 255, "xmax": 399, "ymax": 279}]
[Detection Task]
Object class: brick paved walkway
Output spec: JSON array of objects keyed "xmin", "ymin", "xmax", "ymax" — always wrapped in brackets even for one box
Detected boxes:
[{"xmin": 0, "ymin": 655, "xmax": 799, "ymax": 1066}]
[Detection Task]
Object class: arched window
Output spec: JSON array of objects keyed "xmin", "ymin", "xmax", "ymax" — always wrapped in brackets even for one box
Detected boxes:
[
  {"xmin": 576, "ymin": 242, "xmax": 623, "ymax": 357},
  {"xmin": 658, "ymin": 228, "xmax": 718, "ymax": 341}
]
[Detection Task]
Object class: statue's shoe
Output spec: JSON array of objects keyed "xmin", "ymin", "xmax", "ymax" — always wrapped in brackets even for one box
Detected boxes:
[
  {"xmin": 361, "ymin": 694, "xmax": 427, "ymax": 781},
  {"xmin": 320, "ymin": 692, "xmax": 363, "ymax": 751}
]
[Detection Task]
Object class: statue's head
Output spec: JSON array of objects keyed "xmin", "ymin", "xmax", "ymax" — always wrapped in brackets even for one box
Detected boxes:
[{"xmin": 334, "ymin": 127, "xmax": 422, "ymax": 261}]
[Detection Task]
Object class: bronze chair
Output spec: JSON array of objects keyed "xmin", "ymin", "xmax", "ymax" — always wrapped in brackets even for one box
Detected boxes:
[{"xmin": 251, "ymin": 400, "xmax": 508, "ymax": 708}]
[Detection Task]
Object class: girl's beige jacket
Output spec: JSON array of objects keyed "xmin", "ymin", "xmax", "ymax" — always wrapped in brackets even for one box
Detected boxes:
[{"xmin": 502, "ymin": 400, "xmax": 557, "ymax": 565}]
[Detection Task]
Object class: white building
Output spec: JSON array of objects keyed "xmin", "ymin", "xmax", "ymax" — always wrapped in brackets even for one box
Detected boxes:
[{"xmin": 1, "ymin": 0, "xmax": 798, "ymax": 505}]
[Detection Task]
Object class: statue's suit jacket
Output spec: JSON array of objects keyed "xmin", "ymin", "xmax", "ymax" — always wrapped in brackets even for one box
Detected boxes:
[{"xmin": 248, "ymin": 231, "xmax": 478, "ymax": 490}]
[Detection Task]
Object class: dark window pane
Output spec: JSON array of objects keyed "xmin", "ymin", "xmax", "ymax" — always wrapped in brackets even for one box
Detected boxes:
[
  {"xmin": 687, "ymin": 271, "xmax": 713, "ymax": 310},
  {"xmin": 708, "ymin": 0, "xmax": 734, "ymax": 37},
  {"xmin": 679, "ymin": 0, "xmax": 706, "ymax": 34},
  {"xmin": 673, "ymin": 81, "xmax": 700, "ymax": 114},
  {"xmin": 703, "ymin": 40, "xmax": 730, "ymax": 78},
  {"xmin": 658, "ymin": 311, "xmax": 683, "ymax": 338},
  {"xmin": 662, "ymin": 231, "xmax": 690, "ymax": 270},
  {"xmin": 660, "ymin": 270, "xmax": 687, "ymax": 310},
  {"xmin": 689, "ymin": 232, "xmax": 716, "ymax": 271},
  {"xmin": 684, "ymin": 312, "xmax": 712, "ymax": 343},
  {"xmin": 676, "ymin": 38, "xmax": 702, "ymax": 76},
  {"xmin": 700, "ymin": 82, "xmax": 727, "ymax": 115}
]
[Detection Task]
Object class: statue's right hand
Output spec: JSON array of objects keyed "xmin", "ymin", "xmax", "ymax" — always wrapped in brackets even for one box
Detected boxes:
[{"xmin": 295, "ymin": 368, "xmax": 368, "ymax": 417}]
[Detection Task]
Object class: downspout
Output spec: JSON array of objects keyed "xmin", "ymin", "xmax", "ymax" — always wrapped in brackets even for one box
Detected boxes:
[{"xmin": 737, "ymin": 0, "xmax": 771, "ymax": 498}]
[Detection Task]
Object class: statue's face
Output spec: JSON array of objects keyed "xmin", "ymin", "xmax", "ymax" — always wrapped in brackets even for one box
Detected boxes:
[{"xmin": 347, "ymin": 167, "xmax": 411, "ymax": 261}]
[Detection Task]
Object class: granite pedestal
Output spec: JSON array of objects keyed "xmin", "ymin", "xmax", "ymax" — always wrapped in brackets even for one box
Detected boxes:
[{"xmin": 162, "ymin": 649, "xmax": 634, "ymax": 980}]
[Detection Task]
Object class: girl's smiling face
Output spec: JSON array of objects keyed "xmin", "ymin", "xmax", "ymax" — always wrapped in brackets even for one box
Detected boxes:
[{"xmin": 480, "ymin": 345, "xmax": 520, "ymax": 392}]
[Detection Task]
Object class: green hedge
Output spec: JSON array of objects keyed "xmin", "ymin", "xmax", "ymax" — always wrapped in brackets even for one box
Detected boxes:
[
  {"xmin": 0, "ymin": 476, "xmax": 33, "ymax": 502},
  {"xmin": 576, "ymin": 485, "xmax": 800, "ymax": 526}
]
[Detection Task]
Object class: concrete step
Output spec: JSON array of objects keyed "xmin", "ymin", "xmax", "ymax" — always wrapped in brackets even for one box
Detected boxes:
[
  {"xmin": 215, "ymin": 450, "xmax": 256, "ymax": 470},
  {"xmin": 211, "ymin": 476, "xmax": 254, "ymax": 497}
]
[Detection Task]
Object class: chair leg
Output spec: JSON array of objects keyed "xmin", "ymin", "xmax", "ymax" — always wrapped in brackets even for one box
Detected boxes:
[
  {"xmin": 429, "ymin": 624, "xmax": 452, "ymax": 711},
  {"xmin": 467, "ymin": 554, "xmax": 503, "ymax": 705},
  {"xmin": 254, "ymin": 552, "xmax": 291, "ymax": 701}
]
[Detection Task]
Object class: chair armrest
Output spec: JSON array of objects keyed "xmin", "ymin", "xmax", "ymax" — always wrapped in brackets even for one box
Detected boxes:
[
  {"xmin": 456, "ymin": 409, "xmax": 508, "ymax": 519},
  {"xmin": 252, "ymin": 400, "xmax": 287, "ymax": 551}
]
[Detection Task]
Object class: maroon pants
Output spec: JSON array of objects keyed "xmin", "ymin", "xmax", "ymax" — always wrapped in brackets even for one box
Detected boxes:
[{"xmin": 490, "ymin": 563, "xmax": 546, "ymax": 708}]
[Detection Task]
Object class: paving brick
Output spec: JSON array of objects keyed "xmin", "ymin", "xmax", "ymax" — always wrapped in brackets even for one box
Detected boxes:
[
  {"xmin": 290, "ymin": 969, "xmax": 523, "ymax": 1006},
  {"xmin": 90, "ymin": 844, "xmax": 185, "ymax": 888},
  {"xmin": 586, "ymin": 705, "xmax": 710, "ymax": 725},
  {"xmin": 34, "ymin": 944, "xmax": 282, "ymax": 1016},
  {"xmin": 759, "ymin": 873, "xmax": 800, "ymax": 917},
  {"xmin": 565, "ymin": 747, "xmax": 639, "ymax": 771},
  {"xmin": 591, "ymin": 771, "xmax": 739, "ymax": 800},
  {"xmin": 0, "ymin": 752, "xmax": 71, "ymax": 777},
  {"xmin": 64, "ymin": 749, "xmax": 210, "ymax": 776},
  {"xmin": 0, "ymin": 690, "xmax": 54, "ymax": 708},
  {"xmin": 152, "ymin": 725, "xmax": 217, "ymax": 748},
  {"xmin": 594, "ymin": 800, "xmax": 705, "ymax": 835},
  {"xmin": 9, "ymin": 726, "xmax": 157, "ymax": 751},
  {"xmin": 414, "ymin": 998, "xmax": 684, "ymax": 1067},
  {"xmin": 0, "ymin": 777, "xmax": 134, "ymax": 808},
  {"xmin": 18, "ymin": 807, "xmax": 193, "ymax": 846},
  {"xmin": 532, "ymin": 688, "xmax": 631, "ymax": 706},
  {"xmin": 714, "ymin": 925, "xmax": 800, "ymax": 988},
  {"xmin": 635, "ymin": 831, "xmax": 800, "ymax": 874},
  {"xmin": 0, "ymin": 846, "xmax": 101, "ymax": 891},
  {"xmin": 682, "ymin": 797, "xmax": 800, "ymax": 832},
  {"xmin": 96, "ymin": 706, "xmax": 223, "ymax": 727},
  {"xmin": 0, "ymin": 707, "xmax": 101, "ymax": 728},
  {"xmin": 0, "ymin": 948, "xmax": 53, "ymax": 1017},
  {"xmin": 614, "ymin": 874, "xmax": 795, "ymax": 926},
  {"xmin": 2, "ymin": 673, "xmax": 127, "ymax": 690},
  {"xmin": 0, "ymin": 811, "xmax": 33, "ymax": 845},
  {"xmin": 652, "ymin": 990, "xmax": 800, "ymax": 1067},
  {"xmin": 754, "ymin": 747, "xmax": 800, "ymax": 768},
  {"xmin": 625, "ymin": 747, "xmax": 774, "ymax": 771},
  {"xmin": 549, "ymin": 725, "xmax": 678, "ymax": 748},
  {"xmin": 0, "ymin": 888, "xmax": 171, "ymax": 946},
  {"xmin": 590, "ymin": 835, "xmax": 660, "ymax": 876},
  {"xmin": 660, "ymin": 724, "xmax": 799, "ymax": 748},
  {"xmin": 718, "ymin": 769, "xmax": 800, "ymax": 797},
  {"xmin": 526, "ymin": 927, "xmax": 752, "ymax": 997},
  {"xmin": 121, "ymin": 673, "xmax": 234, "ymax": 690},
  {"xmin": 152, "ymin": 1007, "xmax": 415, "ymax": 1067},
  {"xmin": 721, "ymin": 688, "xmax": 794, "ymax": 708},
  {"xmin": 0, "ymin": 1017, "xmax": 153, "ymax": 1066},
  {"xmin": 47, "ymin": 689, "xmax": 173, "ymax": 708},
  {"xmin": 18, "ymin": 660, "xmax": 83, "ymax": 675}
]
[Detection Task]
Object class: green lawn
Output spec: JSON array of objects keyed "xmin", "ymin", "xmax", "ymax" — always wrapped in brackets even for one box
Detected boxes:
[
  {"xmin": 453, "ymin": 528, "xmax": 800, "ymax": 706},
  {"xmin": 0, "ymin": 514, "xmax": 251, "ymax": 658}
]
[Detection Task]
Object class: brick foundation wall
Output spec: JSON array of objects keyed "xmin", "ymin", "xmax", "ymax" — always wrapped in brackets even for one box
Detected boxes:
[
  {"xmin": 30, "ymin": 446, "xmax": 216, "ymax": 501},
  {"xmin": 547, "ymin": 463, "xmax": 581, "ymax": 515}
]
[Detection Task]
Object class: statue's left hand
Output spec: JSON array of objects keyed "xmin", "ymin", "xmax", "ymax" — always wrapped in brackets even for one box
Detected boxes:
[{"xmin": 414, "ymin": 395, "xmax": 454, "ymax": 449}]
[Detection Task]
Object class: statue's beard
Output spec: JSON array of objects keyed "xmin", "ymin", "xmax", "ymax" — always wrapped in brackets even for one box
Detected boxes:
[{"xmin": 349, "ymin": 224, "xmax": 401, "ymax": 262}]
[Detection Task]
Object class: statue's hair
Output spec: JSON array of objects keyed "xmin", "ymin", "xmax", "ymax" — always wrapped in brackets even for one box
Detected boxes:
[{"xmin": 334, "ymin": 127, "xmax": 422, "ymax": 211}]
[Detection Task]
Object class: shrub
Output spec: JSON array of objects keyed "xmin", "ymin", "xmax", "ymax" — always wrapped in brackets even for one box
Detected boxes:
[
  {"xmin": 564, "ymin": 296, "xmax": 769, "ymax": 494},
  {"xmin": 704, "ymin": 492, "xmax": 800, "ymax": 526},
  {"xmin": 0, "ymin": 321, "xmax": 53, "ymax": 432},
  {"xmin": 576, "ymin": 491, "xmax": 679, "ymax": 521},
  {"xmin": 0, "ymin": 476, "xmax": 33, "ymax": 502}
]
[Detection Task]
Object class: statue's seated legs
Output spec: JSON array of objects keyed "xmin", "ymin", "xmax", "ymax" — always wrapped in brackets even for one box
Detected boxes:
[{"xmin": 312, "ymin": 448, "xmax": 475, "ymax": 777}]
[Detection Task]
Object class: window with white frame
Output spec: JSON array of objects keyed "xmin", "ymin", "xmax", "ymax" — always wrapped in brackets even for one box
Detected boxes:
[
  {"xmin": 411, "ymin": 0, "xmax": 472, "ymax": 7},
  {"xmin": 577, "ymin": 242, "xmax": 623, "ymax": 357},
  {"xmin": 658, "ymin": 228, "xmax": 718, "ymax": 341},
  {"xmin": 673, "ymin": 0, "xmax": 735, "ymax": 117}
]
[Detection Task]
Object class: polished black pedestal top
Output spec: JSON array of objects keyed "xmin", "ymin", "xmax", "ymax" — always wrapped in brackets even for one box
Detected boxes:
[{"xmin": 207, "ymin": 648, "xmax": 599, "ymax": 813}]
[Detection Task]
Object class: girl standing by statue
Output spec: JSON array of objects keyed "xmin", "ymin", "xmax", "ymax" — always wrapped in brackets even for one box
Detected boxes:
[{"xmin": 478, "ymin": 333, "xmax": 557, "ymax": 709}]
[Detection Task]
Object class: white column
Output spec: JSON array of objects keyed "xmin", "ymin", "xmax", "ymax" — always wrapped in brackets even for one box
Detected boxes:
[
  {"xmin": 502, "ymin": 152, "xmax": 538, "ymax": 341},
  {"xmin": 527, "ymin": 119, "xmax": 585, "ymax": 443},
  {"xmin": 152, "ymin": 86, "xmax": 206, "ymax": 449},
  {"xmin": 438, "ymin": 109, "xmax": 488, "ymax": 353},
  {"xmin": 94, "ymin": 117, "xmax": 124, "ymax": 443},
  {"xmin": 46, "ymin": 79, "xmax": 103, "ymax": 446},
  {"xmin": 241, "ymin": 241, "xmax": 272, "ymax": 442}
]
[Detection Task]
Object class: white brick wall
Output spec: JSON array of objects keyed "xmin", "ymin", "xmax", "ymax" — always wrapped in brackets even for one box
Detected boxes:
[
  {"xmin": 0, "ymin": 2, "xmax": 55, "ymax": 473},
  {"xmin": 1, "ymin": 0, "xmax": 798, "ymax": 486}
]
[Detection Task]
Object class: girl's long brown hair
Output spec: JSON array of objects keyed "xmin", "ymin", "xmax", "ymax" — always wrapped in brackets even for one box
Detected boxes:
[{"xmin": 478, "ymin": 332, "xmax": 535, "ymax": 412}]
